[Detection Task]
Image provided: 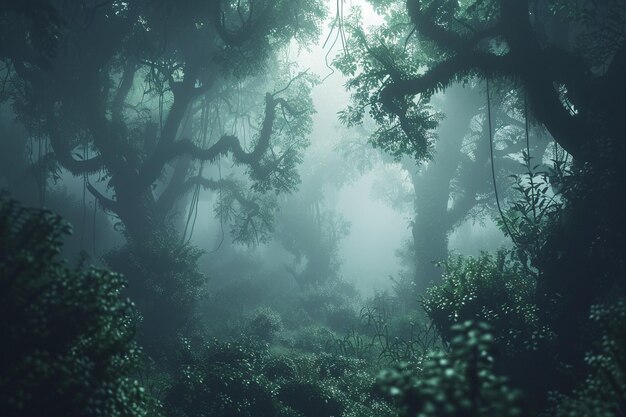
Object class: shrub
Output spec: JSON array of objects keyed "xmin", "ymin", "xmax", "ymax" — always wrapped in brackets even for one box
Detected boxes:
[
  {"xmin": 0, "ymin": 199, "xmax": 150, "ymax": 417},
  {"xmin": 104, "ymin": 230, "xmax": 206, "ymax": 356},
  {"xmin": 162, "ymin": 335, "xmax": 394, "ymax": 417},
  {"xmin": 163, "ymin": 338, "xmax": 277, "ymax": 417},
  {"xmin": 247, "ymin": 307, "xmax": 284, "ymax": 342},
  {"xmin": 423, "ymin": 250, "xmax": 551, "ymax": 354},
  {"xmin": 297, "ymin": 280, "xmax": 359, "ymax": 332}
]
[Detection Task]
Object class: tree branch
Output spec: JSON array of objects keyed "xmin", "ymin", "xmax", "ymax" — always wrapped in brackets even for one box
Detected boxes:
[
  {"xmin": 381, "ymin": 0, "xmax": 592, "ymax": 161},
  {"xmin": 86, "ymin": 182, "xmax": 118, "ymax": 212},
  {"xmin": 140, "ymin": 92, "xmax": 278, "ymax": 188},
  {"xmin": 45, "ymin": 104, "xmax": 105, "ymax": 175},
  {"xmin": 181, "ymin": 176, "xmax": 260, "ymax": 213},
  {"xmin": 211, "ymin": 0, "xmax": 272, "ymax": 47}
]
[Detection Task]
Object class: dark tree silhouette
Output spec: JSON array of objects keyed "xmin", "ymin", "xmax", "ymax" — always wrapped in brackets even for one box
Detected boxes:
[
  {"xmin": 340, "ymin": 0, "xmax": 626, "ymax": 395},
  {"xmin": 0, "ymin": 0, "xmax": 324, "ymax": 243}
]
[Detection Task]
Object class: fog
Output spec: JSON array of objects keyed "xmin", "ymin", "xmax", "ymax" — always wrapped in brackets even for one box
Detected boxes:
[{"xmin": 3, "ymin": 1, "xmax": 623, "ymax": 416}]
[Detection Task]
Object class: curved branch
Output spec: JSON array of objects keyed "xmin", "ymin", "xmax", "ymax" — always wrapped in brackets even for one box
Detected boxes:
[
  {"xmin": 211, "ymin": 0, "xmax": 272, "ymax": 47},
  {"xmin": 380, "ymin": 2, "xmax": 591, "ymax": 161},
  {"xmin": 45, "ymin": 105, "xmax": 105, "ymax": 176},
  {"xmin": 272, "ymin": 69, "xmax": 310, "ymax": 97},
  {"xmin": 379, "ymin": 50, "xmax": 513, "ymax": 113},
  {"xmin": 140, "ymin": 93, "xmax": 279, "ymax": 187},
  {"xmin": 86, "ymin": 182, "xmax": 118, "ymax": 212}
]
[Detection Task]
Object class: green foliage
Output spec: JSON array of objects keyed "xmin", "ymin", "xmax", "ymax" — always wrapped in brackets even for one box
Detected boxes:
[
  {"xmin": 104, "ymin": 230, "xmax": 206, "ymax": 353},
  {"xmin": 163, "ymin": 338, "xmax": 277, "ymax": 417},
  {"xmin": 286, "ymin": 325, "xmax": 336, "ymax": 353},
  {"xmin": 161, "ymin": 336, "xmax": 394, "ymax": 417},
  {"xmin": 499, "ymin": 152, "xmax": 564, "ymax": 268},
  {"xmin": 248, "ymin": 69, "xmax": 318, "ymax": 194},
  {"xmin": 423, "ymin": 250, "xmax": 551, "ymax": 354},
  {"xmin": 214, "ymin": 0, "xmax": 328, "ymax": 78},
  {"xmin": 296, "ymin": 279, "xmax": 360, "ymax": 332},
  {"xmin": 549, "ymin": 300, "xmax": 626, "ymax": 417},
  {"xmin": 378, "ymin": 321, "xmax": 524, "ymax": 417},
  {"xmin": 334, "ymin": 7, "xmax": 441, "ymax": 162},
  {"xmin": 280, "ymin": 353, "xmax": 395, "ymax": 417},
  {"xmin": 328, "ymin": 298, "xmax": 440, "ymax": 365},
  {"xmin": 547, "ymin": 0, "xmax": 626, "ymax": 69},
  {"xmin": 215, "ymin": 179, "xmax": 280, "ymax": 245},
  {"xmin": 247, "ymin": 307, "xmax": 284, "ymax": 342},
  {"xmin": 0, "ymin": 199, "xmax": 149, "ymax": 417}
]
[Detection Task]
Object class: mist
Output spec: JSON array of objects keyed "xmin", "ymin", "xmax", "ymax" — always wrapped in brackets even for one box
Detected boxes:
[{"xmin": 2, "ymin": 1, "xmax": 625, "ymax": 416}]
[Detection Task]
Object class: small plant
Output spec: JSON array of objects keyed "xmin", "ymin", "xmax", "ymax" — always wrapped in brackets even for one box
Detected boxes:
[
  {"xmin": 499, "ymin": 151, "xmax": 565, "ymax": 273},
  {"xmin": 328, "ymin": 302, "xmax": 440, "ymax": 365}
]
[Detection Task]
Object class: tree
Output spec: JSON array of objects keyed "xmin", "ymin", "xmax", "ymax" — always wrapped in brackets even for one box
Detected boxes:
[
  {"xmin": 0, "ymin": 0, "xmax": 327, "ymax": 360},
  {"xmin": 0, "ymin": 0, "xmax": 325, "ymax": 244},
  {"xmin": 340, "ymin": 0, "xmax": 626, "ymax": 395},
  {"xmin": 336, "ymin": 12, "xmax": 551, "ymax": 293},
  {"xmin": 275, "ymin": 150, "xmax": 351, "ymax": 288}
]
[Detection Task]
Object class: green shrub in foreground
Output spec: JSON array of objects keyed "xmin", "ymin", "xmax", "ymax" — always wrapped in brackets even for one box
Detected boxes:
[
  {"xmin": 378, "ymin": 321, "xmax": 524, "ymax": 417},
  {"xmin": 0, "ymin": 199, "xmax": 150, "ymax": 417}
]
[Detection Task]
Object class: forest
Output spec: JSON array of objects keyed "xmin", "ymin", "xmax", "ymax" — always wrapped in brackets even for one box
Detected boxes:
[{"xmin": 1, "ymin": 0, "xmax": 625, "ymax": 416}]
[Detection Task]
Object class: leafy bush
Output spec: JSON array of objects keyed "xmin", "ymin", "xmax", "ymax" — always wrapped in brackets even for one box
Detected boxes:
[
  {"xmin": 0, "ymin": 199, "xmax": 150, "ymax": 417},
  {"xmin": 283, "ymin": 353, "xmax": 395, "ymax": 417},
  {"xmin": 247, "ymin": 307, "xmax": 284, "ymax": 342},
  {"xmin": 163, "ymin": 338, "xmax": 278, "ymax": 417},
  {"xmin": 286, "ymin": 324, "xmax": 336, "ymax": 353},
  {"xmin": 161, "ymin": 335, "xmax": 394, "ymax": 417},
  {"xmin": 104, "ymin": 230, "xmax": 206, "ymax": 355},
  {"xmin": 423, "ymin": 250, "xmax": 551, "ymax": 354},
  {"xmin": 297, "ymin": 279, "xmax": 359, "ymax": 332},
  {"xmin": 378, "ymin": 321, "xmax": 524, "ymax": 417}
]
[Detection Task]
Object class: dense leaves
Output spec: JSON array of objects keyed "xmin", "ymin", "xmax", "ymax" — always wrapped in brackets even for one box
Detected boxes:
[
  {"xmin": 334, "ymin": 7, "xmax": 441, "ymax": 162},
  {"xmin": 423, "ymin": 250, "xmax": 551, "ymax": 354},
  {"xmin": 161, "ymin": 337, "xmax": 393, "ymax": 417},
  {"xmin": 0, "ymin": 199, "xmax": 149, "ymax": 417},
  {"xmin": 378, "ymin": 321, "xmax": 524, "ymax": 417},
  {"xmin": 104, "ymin": 230, "xmax": 206, "ymax": 356}
]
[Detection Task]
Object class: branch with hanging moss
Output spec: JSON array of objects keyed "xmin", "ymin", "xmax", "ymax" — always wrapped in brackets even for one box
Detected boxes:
[
  {"xmin": 86, "ymin": 182, "xmax": 118, "ymax": 213},
  {"xmin": 180, "ymin": 175, "xmax": 275, "ymax": 244},
  {"xmin": 377, "ymin": 0, "xmax": 608, "ymax": 162},
  {"xmin": 140, "ymin": 92, "xmax": 304, "ymax": 189}
]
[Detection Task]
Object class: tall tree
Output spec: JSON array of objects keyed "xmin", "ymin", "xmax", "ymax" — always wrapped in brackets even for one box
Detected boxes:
[
  {"xmin": 0, "ymin": 0, "xmax": 325, "ymax": 243},
  {"xmin": 340, "ymin": 0, "xmax": 626, "ymax": 389},
  {"xmin": 0, "ymin": 0, "xmax": 326, "ymax": 356},
  {"xmin": 336, "ymin": 10, "xmax": 550, "ymax": 293}
]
